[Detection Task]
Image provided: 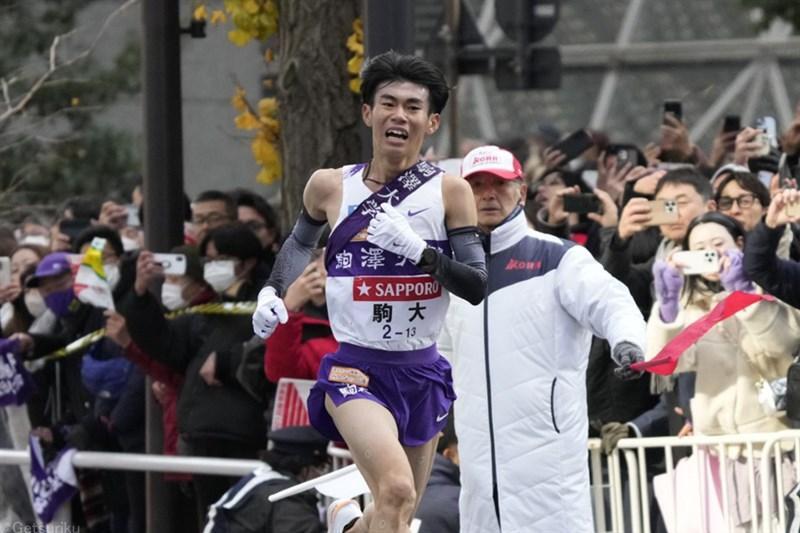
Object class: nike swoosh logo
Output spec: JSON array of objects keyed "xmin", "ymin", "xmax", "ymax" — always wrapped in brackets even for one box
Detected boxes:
[
  {"xmin": 436, "ymin": 413, "xmax": 448, "ymax": 422},
  {"xmin": 407, "ymin": 208, "xmax": 430, "ymax": 217}
]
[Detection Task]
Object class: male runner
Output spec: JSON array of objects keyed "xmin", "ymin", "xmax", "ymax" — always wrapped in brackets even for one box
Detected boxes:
[{"xmin": 252, "ymin": 51, "xmax": 487, "ymax": 533}]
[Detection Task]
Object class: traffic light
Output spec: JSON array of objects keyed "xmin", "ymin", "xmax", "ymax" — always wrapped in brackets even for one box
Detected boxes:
[
  {"xmin": 495, "ymin": 0, "xmax": 559, "ymax": 43},
  {"xmin": 424, "ymin": 0, "xmax": 561, "ymax": 91},
  {"xmin": 493, "ymin": 0, "xmax": 561, "ymax": 90}
]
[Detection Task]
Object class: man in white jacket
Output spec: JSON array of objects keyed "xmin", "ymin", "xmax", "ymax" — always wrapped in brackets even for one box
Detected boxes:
[{"xmin": 439, "ymin": 145, "xmax": 647, "ymax": 533}]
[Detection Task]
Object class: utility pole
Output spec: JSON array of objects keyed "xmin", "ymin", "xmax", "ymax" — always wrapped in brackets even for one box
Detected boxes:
[{"xmin": 141, "ymin": 0, "xmax": 184, "ymax": 530}]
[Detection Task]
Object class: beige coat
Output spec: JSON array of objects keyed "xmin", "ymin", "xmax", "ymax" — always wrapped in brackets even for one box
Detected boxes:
[{"xmin": 646, "ymin": 289, "xmax": 800, "ymax": 437}]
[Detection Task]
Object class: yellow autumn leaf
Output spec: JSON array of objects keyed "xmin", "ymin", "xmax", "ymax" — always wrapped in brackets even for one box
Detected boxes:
[
  {"xmin": 257, "ymin": 166, "xmax": 280, "ymax": 185},
  {"xmin": 264, "ymin": 48, "xmax": 274, "ymax": 63},
  {"xmin": 346, "ymin": 33, "xmax": 363, "ymax": 54},
  {"xmin": 70, "ymin": 97, "xmax": 80, "ymax": 107},
  {"xmin": 235, "ymin": 111, "xmax": 261, "ymax": 130},
  {"xmin": 258, "ymin": 97, "xmax": 278, "ymax": 118},
  {"xmin": 243, "ymin": 0, "xmax": 259, "ymax": 15},
  {"xmin": 352, "ymin": 18, "xmax": 363, "ymax": 36},
  {"xmin": 265, "ymin": 0, "xmax": 279, "ymax": 16},
  {"xmin": 349, "ymin": 77, "xmax": 362, "ymax": 94},
  {"xmin": 228, "ymin": 28, "xmax": 252, "ymax": 47},
  {"xmin": 193, "ymin": 4, "xmax": 208, "ymax": 21},
  {"xmin": 347, "ymin": 55, "xmax": 363, "ymax": 75},
  {"xmin": 210, "ymin": 10, "xmax": 227, "ymax": 24},
  {"xmin": 231, "ymin": 86, "xmax": 248, "ymax": 113},
  {"xmin": 251, "ymin": 134, "xmax": 275, "ymax": 164}
]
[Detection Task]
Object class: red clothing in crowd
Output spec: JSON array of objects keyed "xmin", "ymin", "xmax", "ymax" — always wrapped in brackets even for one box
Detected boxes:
[
  {"xmin": 122, "ymin": 343, "xmax": 185, "ymax": 467},
  {"xmin": 264, "ymin": 310, "xmax": 337, "ymax": 382}
]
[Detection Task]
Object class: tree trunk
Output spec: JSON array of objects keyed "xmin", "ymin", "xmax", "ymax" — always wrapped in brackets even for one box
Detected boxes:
[{"xmin": 277, "ymin": 0, "xmax": 362, "ymax": 228}]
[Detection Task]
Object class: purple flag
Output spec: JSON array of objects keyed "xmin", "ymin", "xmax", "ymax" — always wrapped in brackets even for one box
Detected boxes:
[
  {"xmin": 0, "ymin": 338, "xmax": 35, "ymax": 406},
  {"xmin": 29, "ymin": 435, "xmax": 78, "ymax": 524}
]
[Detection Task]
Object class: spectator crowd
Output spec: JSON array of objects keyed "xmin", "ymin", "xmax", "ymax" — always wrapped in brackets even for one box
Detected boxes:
[{"xmin": 1, "ymin": 96, "xmax": 800, "ymax": 532}]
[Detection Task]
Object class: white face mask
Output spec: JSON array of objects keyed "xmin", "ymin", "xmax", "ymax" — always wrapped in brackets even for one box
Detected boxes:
[
  {"xmin": 161, "ymin": 282, "xmax": 187, "ymax": 311},
  {"xmin": 0, "ymin": 302, "xmax": 13, "ymax": 330},
  {"xmin": 204, "ymin": 260, "xmax": 237, "ymax": 293},
  {"xmin": 24, "ymin": 290, "xmax": 47, "ymax": 318},
  {"xmin": 121, "ymin": 236, "xmax": 140, "ymax": 252},
  {"xmin": 20, "ymin": 235, "xmax": 51, "ymax": 248},
  {"xmin": 104, "ymin": 263, "xmax": 121, "ymax": 290}
]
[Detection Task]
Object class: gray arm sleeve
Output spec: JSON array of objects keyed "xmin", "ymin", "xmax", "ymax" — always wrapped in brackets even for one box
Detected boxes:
[
  {"xmin": 419, "ymin": 226, "xmax": 487, "ymax": 305},
  {"xmin": 264, "ymin": 210, "xmax": 326, "ymax": 296}
]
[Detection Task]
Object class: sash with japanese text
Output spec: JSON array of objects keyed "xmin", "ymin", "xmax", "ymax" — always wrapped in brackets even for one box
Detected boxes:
[{"xmin": 325, "ymin": 160, "xmax": 443, "ymax": 267}]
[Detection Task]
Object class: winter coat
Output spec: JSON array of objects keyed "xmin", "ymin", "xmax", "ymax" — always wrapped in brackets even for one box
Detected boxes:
[
  {"xmin": 744, "ymin": 221, "xmax": 800, "ymax": 309},
  {"xmin": 440, "ymin": 211, "xmax": 646, "ymax": 533},
  {"xmin": 646, "ymin": 287, "xmax": 800, "ymax": 439},
  {"xmin": 264, "ymin": 305, "xmax": 336, "ymax": 382},
  {"xmin": 119, "ymin": 280, "xmax": 268, "ymax": 447}
]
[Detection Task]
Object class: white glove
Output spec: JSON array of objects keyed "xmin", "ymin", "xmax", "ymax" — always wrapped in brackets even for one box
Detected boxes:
[
  {"xmin": 252, "ymin": 286, "xmax": 289, "ymax": 339},
  {"xmin": 366, "ymin": 203, "xmax": 427, "ymax": 263}
]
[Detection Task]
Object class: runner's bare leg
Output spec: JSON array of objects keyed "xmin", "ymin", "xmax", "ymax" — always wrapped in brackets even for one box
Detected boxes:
[
  {"xmin": 403, "ymin": 435, "xmax": 440, "ymax": 515},
  {"xmin": 326, "ymin": 395, "xmax": 437, "ymax": 533}
]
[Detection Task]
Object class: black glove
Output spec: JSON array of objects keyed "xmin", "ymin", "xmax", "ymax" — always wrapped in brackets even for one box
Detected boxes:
[
  {"xmin": 611, "ymin": 341, "xmax": 645, "ymax": 381},
  {"xmin": 600, "ymin": 422, "xmax": 634, "ymax": 455}
]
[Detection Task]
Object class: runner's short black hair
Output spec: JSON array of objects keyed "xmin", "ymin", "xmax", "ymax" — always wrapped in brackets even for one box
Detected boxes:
[{"xmin": 360, "ymin": 51, "xmax": 449, "ymax": 115}]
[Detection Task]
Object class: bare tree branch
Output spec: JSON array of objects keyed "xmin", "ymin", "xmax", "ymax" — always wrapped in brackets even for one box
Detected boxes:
[{"xmin": 0, "ymin": 0, "xmax": 140, "ymax": 127}]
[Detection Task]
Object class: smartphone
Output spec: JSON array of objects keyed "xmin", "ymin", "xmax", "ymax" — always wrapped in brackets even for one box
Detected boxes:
[
  {"xmin": 646, "ymin": 199, "xmax": 679, "ymax": 226},
  {"xmin": 722, "ymin": 115, "xmax": 741, "ymax": 134},
  {"xmin": 673, "ymin": 250, "xmax": 720, "ymax": 275},
  {"xmin": 58, "ymin": 218, "xmax": 91, "ymax": 242},
  {"xmin": 754, "ymin": 116, "xmax": 777, "ymax": 157},
  {"xmin": 663, "ymin": 100, "xmax": 683, "ymax": 123},
  {"xmin": 562, "ymin": 193, "xmax": 601, "ymax": 214},
  {"xmin": 607, "ymin": 144, "xmax": 642, "ymax": 171},
  {"xmin": 152, "ymin": 253, "xmax": 187, "ymax": 275},
  {"xmin": 125, "ymin": 204, "xmax": 141, "ymax": 228},
  {"xmin": 0, "ymin": 257, "xmax": 10, "ymax": 286},
  {"xmin": 551, "ymin": 129, "xmax": 594, "ymax": 162}
]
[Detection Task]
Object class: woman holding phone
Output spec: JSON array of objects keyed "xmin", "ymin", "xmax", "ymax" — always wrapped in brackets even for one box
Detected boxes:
[{"xmin": 647, "ymin": 212, "xmax": 800, "ymax": 439}]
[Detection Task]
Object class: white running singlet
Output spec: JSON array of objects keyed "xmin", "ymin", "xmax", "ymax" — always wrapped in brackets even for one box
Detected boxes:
[{"xmin": 325, "ymin": 163, "xmax": 451, "ymax": 351}]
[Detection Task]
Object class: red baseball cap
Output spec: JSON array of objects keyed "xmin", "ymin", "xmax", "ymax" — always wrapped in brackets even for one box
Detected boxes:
[{"xmin": 461, "ymin": 145, "xmax": 523, "ymax": 181}]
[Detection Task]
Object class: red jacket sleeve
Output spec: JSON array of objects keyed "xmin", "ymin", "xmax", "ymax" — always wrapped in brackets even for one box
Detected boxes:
[
  {"xmin": 124, "ymin": 342, "xmax": 184, "ymax": 390},
  {"xmin": 265, "ymin": 311, "xmax": 337, "ymax": 382}
]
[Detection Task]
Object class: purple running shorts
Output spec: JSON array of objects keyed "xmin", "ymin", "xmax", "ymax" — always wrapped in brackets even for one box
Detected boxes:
[{"xmin": 307, "ymin": 342, "xmax": 456, "ymax": 447}]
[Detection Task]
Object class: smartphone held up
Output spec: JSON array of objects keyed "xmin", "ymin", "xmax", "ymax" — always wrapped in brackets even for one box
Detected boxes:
[{"xmin": 562, "ymin": 193, "xmax": 602, "ymax": 215}]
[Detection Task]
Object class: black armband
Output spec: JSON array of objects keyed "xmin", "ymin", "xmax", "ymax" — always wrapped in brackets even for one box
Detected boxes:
[
  {"xmin": 417, "ymin": 226, "xmax": 487, "ymax": 305},
  {"xmin": 264, "ymin": 209, "xmax": 326, "ymax": 296}
]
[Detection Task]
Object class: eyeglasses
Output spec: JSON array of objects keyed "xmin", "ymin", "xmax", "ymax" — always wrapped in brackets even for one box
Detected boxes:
[
  {"xmin": 718, "ymin": 193, "xmax": 758, "ymax": 211},
  {"xmin": 191, "ymin": 212, "xmax": 230, "ymax": 226},
  {"xmin": 244, "ymin": 220, "xmax": 267, "ymax": 232}
]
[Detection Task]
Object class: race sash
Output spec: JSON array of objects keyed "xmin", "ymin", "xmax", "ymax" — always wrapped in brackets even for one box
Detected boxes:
[
  {"xmin": 631, "ymin": 291, "xmax": 773, "ymax": 375},
  {"xmin": 0, "ymin": 339, "xmax": 35, "ymax": 406},
  {"xmin": 325, "ymin": 160, "xmax": 443, "ymax": 268},
  {"xmin": 29, "ymin": 435, "xmax": 78, "ymax": 524}
]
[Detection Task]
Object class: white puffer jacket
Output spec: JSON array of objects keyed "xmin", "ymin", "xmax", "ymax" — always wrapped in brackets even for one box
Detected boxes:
[{"xmin": 440, "ymin": 212, "xmax": 647, "ymax": 533}]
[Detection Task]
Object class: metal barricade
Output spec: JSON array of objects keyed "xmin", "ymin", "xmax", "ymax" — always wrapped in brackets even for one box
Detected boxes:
[
  {"xmin": 4, "ymin": 431, "xmax": 799, "ymax": 532},
  {"xmin": 614, "ymin": 430, "xmax": 800, "ymax": 533}
]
